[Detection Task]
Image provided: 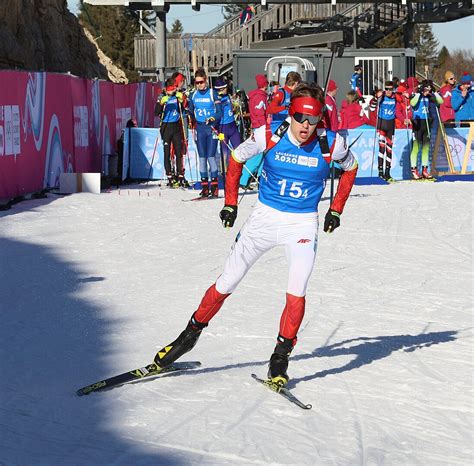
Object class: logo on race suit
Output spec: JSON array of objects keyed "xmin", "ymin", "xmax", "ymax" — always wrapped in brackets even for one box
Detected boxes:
[
  {"xmin": 0, "ymin": 105, "xmax": 21, "ymax": 158},
  {"xmin": 297, "ymin": 239, "xmax": 311, "ymax": 244},
  {"xmin": 43, "ymin": 114, "xmax": 73, "ymax": 188},
  {"xmin": 275, "ymin": 151, "xmax": 318, "ymax": 167},
  {"xmin": 23, "ymin": 72, "xmax": 46, "ymax": 151}
]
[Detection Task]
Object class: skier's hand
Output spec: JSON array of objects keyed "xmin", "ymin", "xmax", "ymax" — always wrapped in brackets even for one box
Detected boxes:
[
  {"xmin": 160, "ymin": 95, "xmax": 169, "ymax": 105},
  {"xmin": 219, "ymin": 205, "xmax": 238, "ymax": 228},
  {"xmin": 217, "ymin": 133, "xmax": 225, "ymax": 141},
  {"xmin": 324, "ymin": 210, "xmax": 341, "ymax": 233},
  {"xmin": 205, "ymin": 117, "xmax": 216, "ymax": 126},
  {"xmin": 176, "ymin": 91, "xmax": 183, "ymax": 102}
]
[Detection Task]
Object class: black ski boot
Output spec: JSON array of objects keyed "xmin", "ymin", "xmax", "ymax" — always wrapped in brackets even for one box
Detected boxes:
[
  {"xmin": 384, "ymin": 167, "xmax": 393, "ymax": 182},
  {"xmin": 267, "ymin": 335, "xmax": 294, "ymax": 385},
  {"xmin": 378, "ymin": 167, "xmax": 384, "ymax": 179},
  {"xmin": 209, "ymin": 177, "xmax": 219, "ymax": 198},
  {"xmin": 154, "ymin": 314, "xmax": 207, "ymax": 368},
  {"xmin": 199, "ymin": 178, "xmax": 209, "ymax": 197},
  {"xmin": 178, "ymin": 175, "xmax": 190, "ymax": 188}
]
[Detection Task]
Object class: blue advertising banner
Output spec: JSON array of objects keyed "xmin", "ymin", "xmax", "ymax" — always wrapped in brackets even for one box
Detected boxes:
[
  {"xmin": 125, "ymin": 126, "xmax": 473, "ymax": 183},
  {"xmin": 124, "ymin": 128, "xmax": 200, "ymax": 181}
]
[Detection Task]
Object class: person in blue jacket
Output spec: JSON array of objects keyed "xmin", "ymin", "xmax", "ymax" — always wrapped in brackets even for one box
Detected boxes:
[
  {"xmin": 370, "ymin": 81, "xmax": 396, "ymax": 181},
  {"xmin": 214, "ymin": 78, "xmax": 241, "ymax": 168},
  {"xmin": 188, "ymin": 68, "xmax": 223, "ymax": 197},
  {"xmin": 155, "ymin": 78, "xmax": 185, "ymax": 187},
  {"xmin": 452, "ymin": 72, "xmax": 474, "ymax": 123}
]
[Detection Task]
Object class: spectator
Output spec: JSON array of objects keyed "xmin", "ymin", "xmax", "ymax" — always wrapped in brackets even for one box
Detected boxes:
[
  {"xmin": 267, "ymin": 71, "xmax": 302, "ymax": 134},
  {"xmin": 452, "ymin": 72, "xmax": 474, "ymax": 122},
  {"xmin": 324, "ymin": 79, "xmax": 339, "ymax": 131},
  {"xmin": 339, "ymin": 90, "xmax": 369, "ymax": 129},
  {"xmin": 239, "ymin": 5, "xmax": 254, "ymax": 26},
  {"xmin": 395, "ymin": 81, "xmax": 413, "ymax": 130},
  {"xmin": 439, "ymin": 71, "xmax": 457, "ymax": 122},
  {"xmin": 350, "ymin": 64, "xmax": 363, "ymax": 100},
  {"xmin": 188, "ymin": 68, "xmax": 223, "ymax": 197}
]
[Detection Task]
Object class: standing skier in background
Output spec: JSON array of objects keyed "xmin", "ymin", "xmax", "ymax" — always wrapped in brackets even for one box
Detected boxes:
[
  {"xmin": 188, "ymin": 68, "xmax": 223, "ymax": 197},
  {"xmin": 370, "ymin": 81, "xmax": 396, "ymax": 181},
  {"xmin": 410, "ymin": 80, "xmax": 443, "ymax": 179},
  {"xmin": 439, "ymin": 71, "xmax": 456, "ymax": 123},
  {"xmin": 154, "ymin": 79, "xmax": 185, "ymax": 188},
  {"xmin": 214, "ymin": 78, "xmax": 241, "ymax": 167},
  {"xmin": 152, "ymin": 83, "xmax": 358, "ymax": 388}
]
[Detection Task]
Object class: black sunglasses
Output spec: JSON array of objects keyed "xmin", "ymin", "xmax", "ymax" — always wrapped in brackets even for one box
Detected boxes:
[
  {"xmin": 293, "ymin": 112, "xmax": 321, "ymax": 125},
  {"xmin": 195, "ymin": 80, "xmax": 205, "ymax": 84},
  {"xmin": 385, "ymin": 87, "xmax": 394, "ymax": 91}
]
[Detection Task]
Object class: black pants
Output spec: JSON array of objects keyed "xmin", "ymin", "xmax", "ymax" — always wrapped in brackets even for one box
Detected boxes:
[
  {"xmin": 377, "ymin": 118, "xmax": 395, "ymax": 171},
  {"xmin": 160, "ymin": 121, "xmax": 184, "ymax": 176}
]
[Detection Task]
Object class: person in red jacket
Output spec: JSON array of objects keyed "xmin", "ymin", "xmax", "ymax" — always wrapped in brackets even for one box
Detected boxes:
[
  {"xmin": 339, "ymin": 90, "xmax": 369, "ymax": 129},
  {"xmin": 235, "ymin": 74, "xmax": 269, "ymax": 159},
  {"xmin": 324, "ymin": 79, "xmax": 340, "ymax": 130},
  {"xmin": 267, "ymin": 71, "xmax": 302, "ymax": 134},
  {"xmin": 395, "ymin": 81, "xmax": 413, "ymax": 130},
  {"xmin": 439, "ymin": 71, "xmax": 457, "ymax": 123}
]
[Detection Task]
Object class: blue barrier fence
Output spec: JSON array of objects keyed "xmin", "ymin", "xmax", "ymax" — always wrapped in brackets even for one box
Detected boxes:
[{"xmin": 123, "ymin": 125, "xmax": 473, "ymax": 182}]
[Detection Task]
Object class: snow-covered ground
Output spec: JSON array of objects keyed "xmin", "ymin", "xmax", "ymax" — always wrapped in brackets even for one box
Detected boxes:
[{"xmin": 0, "ymin": 180, "xmax": 472, "ymax": 465}]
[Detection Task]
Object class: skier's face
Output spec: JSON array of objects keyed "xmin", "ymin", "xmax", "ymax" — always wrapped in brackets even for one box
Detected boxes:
[{"xmin": 290, "ymin": 115, "xmax": 318, "ymax": 143}]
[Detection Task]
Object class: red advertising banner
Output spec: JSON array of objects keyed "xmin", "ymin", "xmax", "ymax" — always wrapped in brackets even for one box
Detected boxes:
[{"xmin": 0, "ymin": 70, "xmax": 160, "ymax": 200}]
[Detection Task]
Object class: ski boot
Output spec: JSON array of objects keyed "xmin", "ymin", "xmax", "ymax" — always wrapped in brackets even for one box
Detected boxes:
[
  {"xmin": 411, "ymin": 167, "xmax": 422, "ymax": 180},
  {"xmin": 167, "ymin": 175, "xmax": 179, "ymax": 188},
  {"xmin": 153, "ymin": 314, "xmax": 207, "ymax": 368},
  {"xmin": 178, "ymin": 175, "xmax": 190, "ymax": 188},
  {"xmin": 209, "ymin": 177, "xmax": 219, "ymax": 198},
  {"xmin": 378, "ymin": 168, "xmax": 384, "ymax": 179},
  {"xmin": 421, "ymin": 166, "xmax": 434, "ymax": 180},
  {"xmin": 267, "ymin": 335, "xmax": 294, "ymax": 386},
  {"xmin": 199, "ymin": 178, "xmax": 209, "ymax": 197},
  {"xmin": 384, "ymin": 167, "xmax": 394, "ymax": 183}
]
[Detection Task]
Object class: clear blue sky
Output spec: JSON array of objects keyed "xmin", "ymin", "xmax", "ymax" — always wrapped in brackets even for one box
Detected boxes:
[{"xmin": 68, "ymin": 1, "xmax": 473, "ymax": 52}]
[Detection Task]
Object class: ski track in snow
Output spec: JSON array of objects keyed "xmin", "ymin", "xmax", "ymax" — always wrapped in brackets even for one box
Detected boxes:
[{"xmin": 0, "ymin": 181, "xmax": 473, "ymax": 465}]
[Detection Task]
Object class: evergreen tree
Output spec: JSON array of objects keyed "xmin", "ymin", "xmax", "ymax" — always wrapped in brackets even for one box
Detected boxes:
[
  {"xmin": 222, "ymin": 3, "xmax": 247, "ymax": 20},
  {"xmin": 414, "ymin": 24, "xmax": 439, "ymax": 75},
  {"xmin": 78, "ymin": 4, "xmax": 139, "ymax": 81},
  {"xmin": 437, "ymin": 46, "xmax": 450, "ymax": 69},
  {"xmin": 171, "ymin": 19, "xmax": 184, "ymax": 34}
]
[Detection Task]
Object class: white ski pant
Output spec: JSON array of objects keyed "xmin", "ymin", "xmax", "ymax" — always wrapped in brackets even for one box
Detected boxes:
[{"xmin": 215, "ymin": 201, "xmax": 319, "ymax": 297}]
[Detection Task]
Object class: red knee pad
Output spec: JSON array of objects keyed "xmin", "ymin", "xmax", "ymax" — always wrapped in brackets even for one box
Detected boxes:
[
  {"xmin": 194, "ymin": 283, "xmax": 230, "ymax": 324},
  {"xmin": 279, "ymin": 293, "xmax": 306, "ymax": 341}
]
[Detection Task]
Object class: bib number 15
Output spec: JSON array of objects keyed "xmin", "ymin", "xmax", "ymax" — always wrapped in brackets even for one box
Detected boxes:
[{"xmin": 277, "ymin": 179, "xmax": 308, "ymax": 198}]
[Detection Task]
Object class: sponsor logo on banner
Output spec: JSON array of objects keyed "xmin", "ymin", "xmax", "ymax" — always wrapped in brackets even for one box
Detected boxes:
[
  {"xmin": 91, "ymin": 80, "xmax": 101, "ymax": 145},
  {"xmin": 74, "ymin": 106, "xmax": 89, "ymax": 148},
  {"xmin": 44, "ymin": 114, "xmax": 72, "ymax": 188},
  {"xmin": 23, "ymin": 72, "xmax": 46, "ymax": 151},
  {"xmin": 0, "ymin": 105, "xmax": 21, "ymax": 157},
  {"xmin": 134, "ymin": 82, "xmax": 147, "ymax": 127},
  {"xmin": 115, "ymin": 107, "xmax": 132, "ymax": 136}
]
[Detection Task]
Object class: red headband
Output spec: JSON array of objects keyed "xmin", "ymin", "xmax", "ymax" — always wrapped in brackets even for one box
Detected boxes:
[
  {"xmin": 289, "ymin": 97, "xmax": 324, "ymax": 117},
  {"xmin": 165, "ymin": 85, "xmax": 177, "ymax": 93}
]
